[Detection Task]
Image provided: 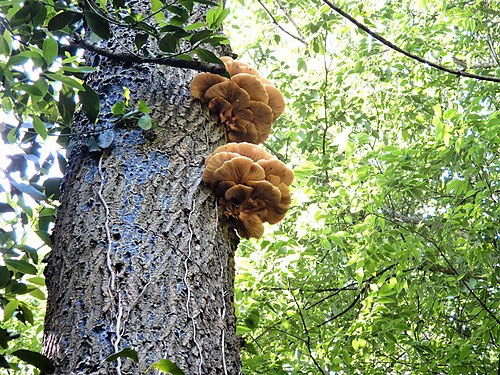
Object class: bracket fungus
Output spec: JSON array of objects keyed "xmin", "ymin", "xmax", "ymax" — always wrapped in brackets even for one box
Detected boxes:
[
  {"xmin": 190, "ymin": 57, "xmax": 285, "ymax": 144},
  {"xmin": 203, "ymin": 142, "xmax": 294, "ymax": 239}
]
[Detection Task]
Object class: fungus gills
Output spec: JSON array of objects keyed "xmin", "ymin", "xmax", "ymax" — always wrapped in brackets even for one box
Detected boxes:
[
  {"xmin": 203, "ymin": 143, "xmax": 294, "ymax": 239},
  {"xmin": 190, "ymin": 57, "xmax": 285, "ymax": 144}
]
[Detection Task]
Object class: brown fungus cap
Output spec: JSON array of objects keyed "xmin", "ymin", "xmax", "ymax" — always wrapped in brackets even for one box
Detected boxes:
[
  {"xmin": 264, "ymin": 84, "xmax": 285, "ymax": 120},
  {"xmin": 190, "ymin": 58, "xmax": 285, "ymax": 145},
  {"xmin": 231, "ymin": 73, "xmax": 269, "ymax": 103},
  {"xmin": 190, "ymin": 73, "xmax": 228, "ymax": 100},
  {"xmin": 203, "ymin": 143, "xmax": 294, "ymax": 239}
]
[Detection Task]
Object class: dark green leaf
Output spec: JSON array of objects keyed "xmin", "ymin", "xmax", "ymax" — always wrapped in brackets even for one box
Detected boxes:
[
  {"xmin": 10, "ymin": 283, "xmax": 28, "ymax": 295},
  {"xmin": 244, "ymin": 309, "xmax": 260, "ymax": 329},
  {"xmin": 57, "ymin": 85, "xmax": 75, "ymax": 126},
  {"xmin": 5, "ymin": 259, "xmax": 37, "ymax": 275},
  {"xmin": 105, "ymin": 347, "xmax": 139, "ymax": 363},
  {"xmin": 113, "ymin": 0, "xmax": 125, "ymax": 8},
  {"xmin": 192, "ymin": 0, "xmax": 217, "ymax": 5},
  {"xmin": 0, "ymin": 266, "xmax": 10, "ymax": 288},
  {"xmin": 84, "ymin": 11, "xmax": 111, "ymax": 40},
  {"xmin": 190, "ymin": 30, "xmax": 213, "ymax": 45},
  {"xmin": 48, "ymin": 11, "xmax": 81, "ymax": 31},
  {"xmin": 12, "ymin": 350, "xmax": 55, "ymax": 373},
  {"xmin": 79, "ymin": 84, "xmax": 100, "ymax": 124},
  {"xmin": 159, "ymin": 34, "xmax": 179, "ymax": 53},
  {"xmin": 18, "ymin": 304, "xmax": 34, "ymax": 324},
  {"xmin": 134, "ymin": 33, "xmax": 149, "ymax": 50},
  {"xmin": 160, "ymin": 25, "xmax": 190, "ymax": 38},
  {"xmin": 0, "ymin": 353, "xmax": 10, "ymax": 368},
  {"xmin": 43, "ymin": 177, "xmax": 62, "ymax": 200},
  {"xmin": 9, "ymin": 180, "xmax": 46, "ymax": 201}
]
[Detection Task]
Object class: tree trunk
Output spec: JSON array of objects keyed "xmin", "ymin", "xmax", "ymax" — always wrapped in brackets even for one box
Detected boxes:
[{"xmin": 42, "ymin": 7, "xmax": 241, "ymax": 374}]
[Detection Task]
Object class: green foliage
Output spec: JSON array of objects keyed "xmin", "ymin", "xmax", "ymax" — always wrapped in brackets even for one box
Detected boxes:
[
  {"xmin": 228, "ymin": 0, "xmax": 500, "ymax": 373},
  {"xmin": 1, "ymin": 0, "xmax": 500, "ymax": 373}
]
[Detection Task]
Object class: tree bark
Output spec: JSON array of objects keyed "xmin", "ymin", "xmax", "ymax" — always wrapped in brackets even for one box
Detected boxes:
[{"xmin": 42, "ymin": 7, "xmax": 241, "ymax": 375}]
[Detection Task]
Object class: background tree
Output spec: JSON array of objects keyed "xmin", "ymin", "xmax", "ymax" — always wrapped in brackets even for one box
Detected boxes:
[
  {"xmin": 1, "ymin": 0, "xmax": 500, "ymax": 374},
  {"xmin": 229, "ymin": 0, "xmax": 500, "ymax": 374}
]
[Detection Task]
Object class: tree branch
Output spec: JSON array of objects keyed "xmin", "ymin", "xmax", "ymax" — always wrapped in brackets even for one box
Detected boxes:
[
  {"xmin": 255, "ymin": 0, "xmax": 308, "ymax": 45},
  {"xmin": 70, "ymin": 35, "xmax": 227, "ymax": 75},
  {"xmin": 288, "ymin": 280, "xmax": 326, "ymax": 375},
  {"xmin": 321, "ymin": 0, "xmax": 500, "ymax": 83}
]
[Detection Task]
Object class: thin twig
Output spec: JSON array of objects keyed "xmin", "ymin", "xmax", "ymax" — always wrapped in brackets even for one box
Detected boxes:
[
  {"xmin": 322, "ymin": 0, "xmax": 500, "ymax": 83},
  {"xmin": 275, "ymin": 0, "xmax": 306, "ymax": 42},
  {"xmin": 288, "ymin": 280, "xmax": 326, "ymax": 375},
  {"xmin": 255, "ymin": 0, "xmax": 307, "ymax": 45}
]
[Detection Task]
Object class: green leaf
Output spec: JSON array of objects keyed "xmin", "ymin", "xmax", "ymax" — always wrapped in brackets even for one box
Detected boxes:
[
  {"xmin": 57, "ymin": 85, "xmax": 76, "ymax": 126},
  {"xmin": 45, "ymin": 73, "xmax": 85, "ymax": 91},
  {"xmin": 84, "ymin": 11, "xmax": 111, "ymax": 40},
  {"xmin": 48, "ymin": 11, "xmax": 81, "ymax": 31},
  {"xmin": 194, "ymin": 48, "xmax": 223, "ymax": 64},
  {"xmin": 159, "ymin": 34, "xmax": 179, "ymax": 53},
  {"xmin": 138, "ymin": 114, "xmax": 153, "ymax": 130},
  {"xmin": 185, "ymin": 21, "xmax": 205, "ymax": 30},
  {"xmin": 43, "ymin": 37, "xmax": 59, "ymax": 65},
  {"xmin": 5, "ymin": 259, "xmax": 38, "ymax": 275},
  {"xmin": 190, "ymin": 30, "xmax": 213, "ymax": 45},
  {"xmin": 3, "ymin": 300, "xmax": 19, "ymax": 322},
  {"xmin": 18, "ymin": 304, "xmax": 34, "ymax": 324},
  {"xmin": 33, "ymin": 115, "xmax": 48, "ymax": 140},
  {"xmin": 134, "ymin": 33, "xmax": 149, "ymax": 50},
  {"xmin": 0, "ymin": 266, "xmax": 10, "ymax": 288},
  {"xmin": 79, "ymin": 84, "xmax": 100, "ymax": 124},
  {"xmin": 148, "ymin": 359, "xmax": 184, "ymax": 375},
  {"xmin": 112, "ymin": 101, "xmax": 127, "ymax": 116},
  {"xmin": 138, "ymin": 100, "xmax": 150, "ymax": 113},
  {"xmin": 160, "ymin": 25, "xmax": 190, "ymax": 38},
  {"xmin": 27, "ymin": 276, "xmax": 45, "ymax": 286},
  {"xmin": 9, "ymin": 180, "xmax": 46, "ymax": 201},
  {"xmin": 12, "ymin": 350, "xmax": 55, "ymax": 373},
  {"xmin": 43, "ymin": 177, "xmax": 62, "ymax": 200},
  {"xmin": 105, "ymin": 347, "xmax": 139, "ymax": 363},
  {"xmin": 244, "ymin": 309, "xmax": 260, "ymax": 329},
  {"xmin": 0, "ymin": 353, "xmax": 10, "ymax": 369}
]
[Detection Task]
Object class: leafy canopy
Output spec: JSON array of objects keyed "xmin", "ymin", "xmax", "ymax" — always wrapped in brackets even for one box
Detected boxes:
[{"xmin": 1, "ymin": 0, "xmax": 500, "ymax": 373}]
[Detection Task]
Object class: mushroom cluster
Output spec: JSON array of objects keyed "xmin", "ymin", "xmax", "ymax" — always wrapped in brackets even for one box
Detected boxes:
[
  {"xmin": 202, "ymin": 143, "xmax": 293, "ymax": 239},
  {"xmin": 190, "ymin": 57, "xmax": 285, "ymax": 144}
]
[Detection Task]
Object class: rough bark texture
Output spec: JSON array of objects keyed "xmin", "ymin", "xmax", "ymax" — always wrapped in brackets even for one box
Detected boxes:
[{"xmin": 42, "ymin": 7, "xmax": 241, "ymax": 374}]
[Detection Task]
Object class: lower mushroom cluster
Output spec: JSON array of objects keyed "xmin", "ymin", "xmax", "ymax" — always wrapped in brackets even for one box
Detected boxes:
[{"xmin": 202, "ymin": 143, "xmax": 294, "ymax": 239}]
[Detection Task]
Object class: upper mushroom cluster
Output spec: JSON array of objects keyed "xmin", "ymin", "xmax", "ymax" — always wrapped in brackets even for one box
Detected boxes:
[
  {"xmin": 190, "ymin": 56, "xmax": 285, "ymax": 144},
  {"xmin": 202, "ymin": 143, "xmax": 293, "ymax": 239}
]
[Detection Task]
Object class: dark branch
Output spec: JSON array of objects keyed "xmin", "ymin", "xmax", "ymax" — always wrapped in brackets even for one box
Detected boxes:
[
  {"xmin": 321, "ymin": 0, "xmax": 500, "ymax": 83},
  {"xmin": 288, "ymin": 280, "xmax": 326, "ymax": 375},
  {"xmin": 70, "ymin": 35, "xmax": 227, "ymax": 75},
  {"xmin": 256, "ymin": 0, "xmax": 308, "ymax": 45}
]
